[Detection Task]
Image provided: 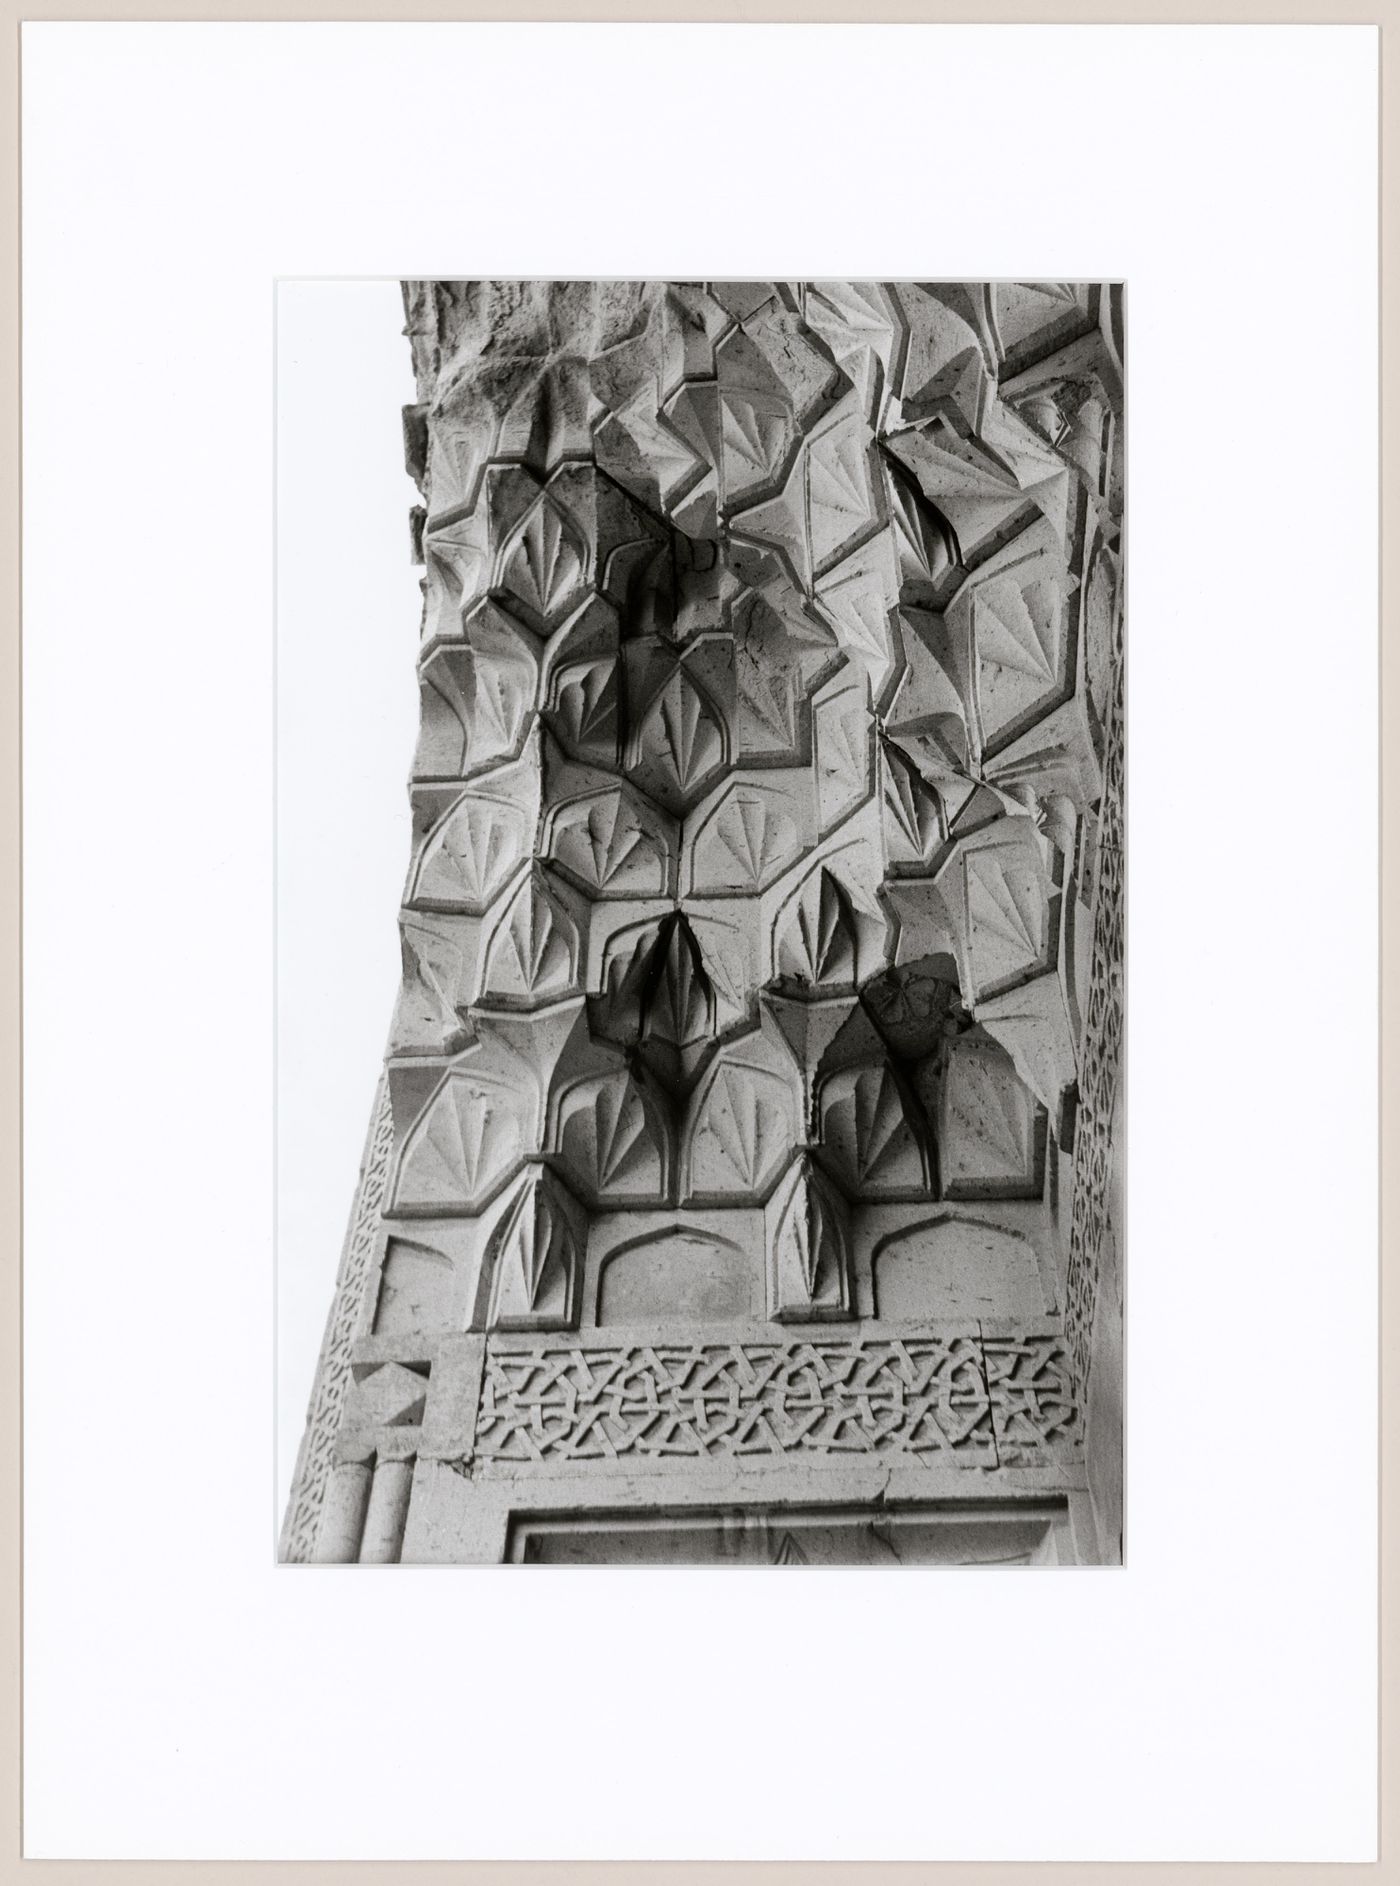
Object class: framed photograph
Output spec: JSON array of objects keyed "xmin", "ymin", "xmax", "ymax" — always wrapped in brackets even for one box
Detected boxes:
[{"xmin": 13, "ymin": 12, "xmax": 1385, "ymax": 1873}]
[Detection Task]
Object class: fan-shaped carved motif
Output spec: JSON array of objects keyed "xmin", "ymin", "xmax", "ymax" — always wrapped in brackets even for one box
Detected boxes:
[
  {"xmin": 692, "ymin": 789, "xmax": 801, "ymax": 893},
  {"xmin": 775, "ymin": 868, "xmax": 861, "ymax": 989},
  {"xmin": 549, "ymin": 790, "xmax": 669, "ymax": 897},
  {"xmin": 768, "ymin": 1155, "xmax": 852, "ymax": 1320},
  {"xmin": 643, "ymin": 916, "xmax": 716, "ymax": 1052},
  {"xmin": 592, "ymin": 911, "xmax": 729, "ymax": 1090},
  {"xmin": 556, "ymin": 1070, "xmax": 668, "ymax": 1202},
  {"xmin": 963, "ymin": 838, "xmax": 1048, "ymax": 995},
  {"xmin": 495, "ymin": 498, "xmax": 588, "ymax": 630},
  {"xmin": 480, "ymin": 868, "xmax": 579, "ymax": 1003},
  {"xmin": 393, "ymin": 1074, "xmax": 524, "ymax": 1214},
  {"xmin": 720, "ymin": 387, "xmax": 793, "ymax": 502},
  {"xmin": 880, "ymin": 742, "xmax": 943, "ymax": 870},
  {"xmin": 629, "ymin": 665, "xmax": 727, "ymax": 812},
  {"xmin": 819, "ymin": 1061, "xmax": 931, "ymax": 1197},
  {"xmin": 806, "ymin": 408, "xmax": 879, "ymax": 573},
  {"xmin": 813, "ymin": 682, "xmax": 871, "ymax": 829},
  {"xmin": 411, "ymin": 794, "xmax": 526, "ymax": 911},
  {"xmin": 487, "ymin": 1167, "xmax": 582, "ymax": 1329},
  {"xmin": 686, "ymin": 1057, "xmax": 795, "ymax": 1200},
  {"xmin": 885, "ymin": 456, "xmax": 957, "ymax": 590},
  {"xmin": 416, "ymin": 640, "xmax": 536, "ymax": 775},
  {"xmin": 547, "ymin": 657, "xmax": 619, "ymax": 765},
  {"xmin": 595, "ymin": 379, "xmax": 710, "ymax": 513},
  {"xmin": 939, "ymin": 1035, "xmax": 1043, "ymax": 1200},
  {"xmin": 815, "ymin": 537, "xmax": 898, "ymax": 688}
]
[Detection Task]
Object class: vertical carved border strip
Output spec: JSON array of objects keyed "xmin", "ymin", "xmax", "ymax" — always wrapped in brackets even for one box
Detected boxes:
[
  {"xmin": 1063, "ymin": 587, "xmax": 1126, "ymax": 1394},
  {"xmin": 279, "ymin": 1082, "xmax": 395, "ymax": 1563}
]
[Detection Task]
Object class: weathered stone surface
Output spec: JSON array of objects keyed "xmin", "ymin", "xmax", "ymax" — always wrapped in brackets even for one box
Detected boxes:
[{"xmin": 281, "ymin": 281, "xmax": 1125, "ymax": 1566}]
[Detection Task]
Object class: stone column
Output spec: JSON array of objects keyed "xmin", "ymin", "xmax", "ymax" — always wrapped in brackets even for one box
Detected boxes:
[{"xmin": 282, "ymin": 281, "xmax": 1125, "ymax": 1565}]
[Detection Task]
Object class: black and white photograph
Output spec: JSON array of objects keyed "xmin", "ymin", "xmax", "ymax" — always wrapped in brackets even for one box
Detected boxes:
[
  {"xmin": 278, "ymin": 279, "xmax": 1126, "ymax": 1567},
  {"xmin": 20, "ymin": 20, "xmax": 1380, "ymax": 1867}
]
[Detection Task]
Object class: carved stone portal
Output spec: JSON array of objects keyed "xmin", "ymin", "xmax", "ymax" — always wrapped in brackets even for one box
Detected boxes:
[{"xmin": 281, "ymin": 280, "xmax": 1125, "ymax": 1566}]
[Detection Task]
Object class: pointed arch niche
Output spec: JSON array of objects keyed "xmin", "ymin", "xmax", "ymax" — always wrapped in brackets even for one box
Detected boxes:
[{"xmin": 596, "ymin": 1225, "xmax": 759, "ymax": 1325}]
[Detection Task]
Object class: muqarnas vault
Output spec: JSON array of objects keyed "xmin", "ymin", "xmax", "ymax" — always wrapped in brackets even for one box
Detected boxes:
[{"xmin": 281, "ymin": 281, "xmax": 1125, "ymax": 1567}]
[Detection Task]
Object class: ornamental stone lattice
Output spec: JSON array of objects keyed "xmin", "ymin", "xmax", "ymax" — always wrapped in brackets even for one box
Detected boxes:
[{"xmin": 280, "ymin": 280, "xmax": 1125, "ymax": 1566}]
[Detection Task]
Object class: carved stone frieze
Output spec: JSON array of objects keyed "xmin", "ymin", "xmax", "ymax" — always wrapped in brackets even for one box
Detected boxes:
[{"xmin": 465, "ymin": 1325, "xmax": 1076, "ymax": 1470}]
